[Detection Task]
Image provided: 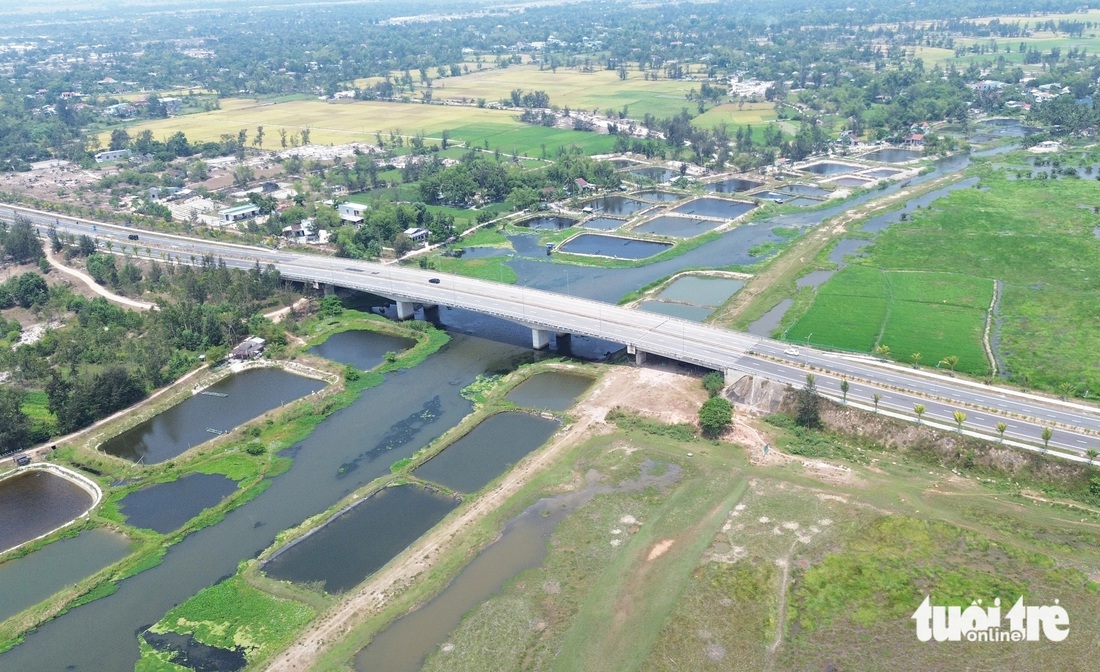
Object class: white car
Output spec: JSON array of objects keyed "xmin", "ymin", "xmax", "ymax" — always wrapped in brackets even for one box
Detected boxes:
[{"xmin": 784, "ymin": 348, "xmax": 801, "ymax": 356}]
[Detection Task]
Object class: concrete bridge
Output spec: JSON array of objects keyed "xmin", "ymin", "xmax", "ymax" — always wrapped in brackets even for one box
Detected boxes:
[
  {"xmin": 279, "ymin": 257, "xmax": 760, "ymax": 381},
  {"xmin": 10, "ymin": 202, "xmax": 1100, "ymax": 455}
]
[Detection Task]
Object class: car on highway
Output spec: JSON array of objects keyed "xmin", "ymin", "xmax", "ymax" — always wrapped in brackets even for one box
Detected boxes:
[
  {"xmin": 127, "ymin": 234, "xmax": 139, "ymax": 241},
  {"xmin": 784, "ymin": 348, "xmax": 800, "ymax": 356},
  {"xmin": 428, "ymin": 278, "xmax": 440, "ymax": 284}
]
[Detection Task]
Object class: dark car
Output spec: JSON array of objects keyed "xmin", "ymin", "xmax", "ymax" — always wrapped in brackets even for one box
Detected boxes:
[
  {"xmin": 15, "ymin": 454, "xmax": 31, "ymax": 466},
  {"xmin": 428, "ymin": 278, "xmax": 441, "ymax": 284},
  {"xmin": 127, "ymin": 234, "xmax": 139, "ymax": 241}
]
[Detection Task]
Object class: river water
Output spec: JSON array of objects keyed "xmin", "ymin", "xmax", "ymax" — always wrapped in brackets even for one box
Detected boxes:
[{"xmin": 0, "ymin": 335, "xmax": 524, "ymax": 671}]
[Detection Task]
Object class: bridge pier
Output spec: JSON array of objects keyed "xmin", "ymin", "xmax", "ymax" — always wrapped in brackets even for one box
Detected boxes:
[
  {"xmin": 395, "ymin": 300, "xmax": 417, "ymax": 320},
  {"xmin": 322, "ymin": 283, "xmax": 336, "ymax": 297},
  {"xmin": 422, "ymin": 304, "xmax": 440, "ymax": 323},
  {"xmin": 532, "ymin": 328, "xmax": 552, "ymax": 350},
  {"xmin": 627, "ymin": 344, "xmax": 647, "ymax": 365}
]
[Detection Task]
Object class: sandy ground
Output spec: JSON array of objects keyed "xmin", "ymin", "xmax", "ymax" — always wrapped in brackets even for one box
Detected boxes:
[{"xmin": 264, "ymin": 362, "xmax": 708, "ymax": 671}]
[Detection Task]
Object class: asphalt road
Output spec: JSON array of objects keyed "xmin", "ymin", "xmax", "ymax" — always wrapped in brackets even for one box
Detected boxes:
[{"xmin": 8, "ymin": 202, "xmax": 1100, "ymax": 456}]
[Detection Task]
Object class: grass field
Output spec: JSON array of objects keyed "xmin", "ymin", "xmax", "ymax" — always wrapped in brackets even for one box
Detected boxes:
[
  {"xmin": 786, "ymin": 267, "xmax": 992, "ymax": 374},
  {"xmin": 423, "ymin": 64, "xmax": 699, "ymax": 120},
  {"xmin": 692, "ymin": 102, "xmax": 778, "ymax": 130},
  {"xmin": 857, "ymin": 165, "xmax": 1100, "ymax": 390},
  {"xmin": 408, "ymin": 392, "xmax": 1100, "ymax": 672},
  {"xmin": 102, "ymin": 98, "xmax": 618, "ymax": 157}
]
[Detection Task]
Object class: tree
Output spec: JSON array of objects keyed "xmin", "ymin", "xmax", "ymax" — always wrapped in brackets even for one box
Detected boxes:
[
  {"xmin": 699, "ymin": 396, "xmax": 732, "ymax": 438},
  {"xmin": 939, "ymin": 355, "xmax": 959, "ymax": 373},
  {"xmin": 796, "ymin": 373, "xmax": 822, "ymax": 429},
  {"xmin": 914, "ymin": 404, "xmax": 925, "ymax": 425},
  {"xmin": 254, "ymin": 126, "xmax": 264, "ymax": 149},
  {"xmin": 872, "ymin": 392, "xmax": 881, "ymax": 413},
  {"xmin": 320, "ymin": 295, "xmax": 343, "ymax": 317},
  {"xmin": 910, "ymin": 352, "xmax": 922, "ymax": 369},
  {"xmin": 1057, "ymin": 382, "xmax": 1077, "ymax": 400},
  {"xmin": 702, "ymin": 371, "xmax": 725, "ymax": 398},
  {"xmin": 3, "ymin": 217, "xmax": 43, "ymax": 262},
  {"xmin": 1087, "ymin": 448, "xmax": 1098, "ymax": 464},
  {"xmin": 996, "ymin": 421, "xmax": 1007, "ymax": 443},
  {"xmin": 1041, "ymin": 427, "xmax": 1053, "ymax": 451},
  {"xmin": 953, "ymin": 410, "xmax": 967, "ymax": 434},
  {"xmin": 874, "ymin": 344, "xmax": 891, "ymax": 360},
  {"xmin": 301, "ymin": 127, "xmax": 311, "ymax": 145},
  {"xmin": 0, "ymin": 386, "xmax": 31, "ymax": 453},
  {"xmin": 839, "ymin": 379, "xmax": 849, "ymax": 404}
]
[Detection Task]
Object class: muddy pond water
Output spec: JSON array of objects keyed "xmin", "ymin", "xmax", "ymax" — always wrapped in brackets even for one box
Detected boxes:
[
  {"xmin": 117, "ymin": 473, "xmax": 238, "ymax": 534},
  {"xmin": 0, "ymin": 528, "xmax": 130, "ymax": 623},
  {"xmin": 505, "ymin": 371, "xmax": 594, "ymax": 411},
  {"xmin": 671, "ymin": 198, "xmax": 755, "ymax": 220},
  {"xmin": 801, "ymin": 161, "xmax": 861, "ymax": 175},
  {"xmin": 633, "ymin": 215, "xmax": 724, "ymax": 238},
  {"xmin": 413, "ymin": 412, "xmax": 559, "ymax": 494},
  {"xmin": 309, "ymin": 329, "xmax": 416, "ymax": 370},
  {"xmin": 633, "ymin": 189, "xmax": 684, "ymax": 202},
  {"xmin": 558, "ymin": 234, "xmax": 671, "ymax": 259},
  {"xmin": 639, "ymin": 275, "xmax": 744, "ymax": 322},
  {"xmin": 263, "ymin": 484, "xmax": 458, "ymax": 594},
  {"xmin": 582, "ymin": 195, "xmax": 650, "ymax": 216},
  {"xmin": 706, "ymin": 178, "xmax": 762, "ymax": 193},
  {"xmin": 860, "ymin": 148, "xmax": 922, "ymax": 163},
  {"xmin": 519, "ymin": 216, "xmax": 577, "ymax": 231},
  {"xmin": 581, "ymin": 216, "xmax": 626, "ymax": 231},
  {"xmin": 0, "ymin": 470, "xmax": 94, "ymax": 554},
  {"xmin": 99, "ymin": 368, "xmax": 325, "ymax": 464},
  {"xmin": 629, "ymin": 167, "xmax": 678, "ymax": 182}
]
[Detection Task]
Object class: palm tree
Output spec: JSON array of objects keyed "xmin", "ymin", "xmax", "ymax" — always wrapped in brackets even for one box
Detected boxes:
[
  {"xmin": 1087, "ymin": 448, "xmax": 1098, "ymax": 464},
  {"xmin": 914, "ymin": 404, "xmax": 925, "ymax": 425},
  {"xmin": 939, "ymin": 355, "xmax": 959, "ymax": 374},
  {"xmin": 840, "ymin": 379, "xmax": 849, "ymax": 404},
  {"xmin": 953, "ymin": 410, "xmax": 967, "ymax": 434},
  {"xmin": 1057, "ymin": 382, "xmax": 1077, "ymax": 401},
  {"xmin": 995, "ymin": 422, "xmax": 1007, "ymax": 443},
  {"xmin": 872, "ymin": 393, "xmax": 882, "ymax": 413},
  {"xmin": 874, "ymin": 344, "xmax": 891, "ymax": 360},
  {"xmin": 910, "ymin": 352, "xmax": 922, "ymax": 369},
  {"xmin": 1041, "ymin": 427, "xmax": 1053, "ymax": 451}
]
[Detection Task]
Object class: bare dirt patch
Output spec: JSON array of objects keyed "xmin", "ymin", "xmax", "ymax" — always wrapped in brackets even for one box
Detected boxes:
[{"xmin": 647, "ymin": 539, "xmax": 676, "ymax": 561}]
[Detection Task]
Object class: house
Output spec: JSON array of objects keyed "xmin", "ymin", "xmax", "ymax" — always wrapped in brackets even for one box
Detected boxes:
[
  {"xmin": 94, "ymin": 149, "xmax": 131, "ymax": 163},
  {"xmin": 160, "ymin": 97, "xmax": 182, "ymax": 115},
  {"xmin": 231, "ymin": 336, "xmax": 266, "ymax": 360},
  {"xmin": 573, "ymin": 177, "xmax": 595, "ymax": 192},
  {"xmin": 218, "ymin": 203, "xmax": 261, "ymax": 223},
  {"xmin": 337, "ymin": 201, "xmax": 367, "ymax": 224},
  {"xmin": 403, "ymin": 227, "xmax": 430, "ymax": 244},
  {"xmin": 282, "ymin": 218, "xmax": 319, "ymax": 243},
  {"xmin": 904, "ymin": 133, "xmax": 925, "ymax": 146}
]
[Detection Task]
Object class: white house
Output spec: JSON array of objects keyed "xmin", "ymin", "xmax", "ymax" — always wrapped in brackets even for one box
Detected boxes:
[
  {"xmin": 337, "ymin": 202, "xmax": 367, "ymax": 224},
  {"xmin": 94, "ymin": 149, "xmax": 131, "ymax": 163}
]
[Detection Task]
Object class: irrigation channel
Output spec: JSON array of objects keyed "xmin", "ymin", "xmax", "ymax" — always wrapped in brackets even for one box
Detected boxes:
[{"xmin": 0, "ymin": 148, "xmax": 988, "ymax": 670}]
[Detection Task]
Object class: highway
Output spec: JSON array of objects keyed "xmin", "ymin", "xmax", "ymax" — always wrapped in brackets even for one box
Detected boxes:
[{"xmin": 7, "ymin": 202, "xmax": 1100, "ymax": 456}]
